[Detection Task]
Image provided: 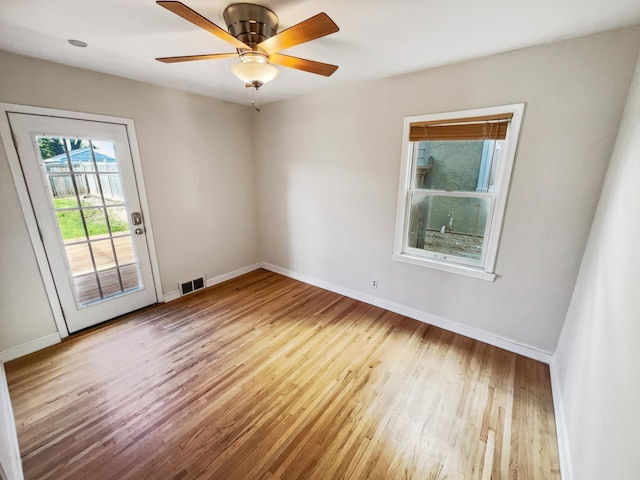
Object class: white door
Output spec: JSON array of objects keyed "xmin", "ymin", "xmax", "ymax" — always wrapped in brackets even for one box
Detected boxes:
[{"xmin": 8, "ymin": 112, "xmax": 158, "ymax": 333}]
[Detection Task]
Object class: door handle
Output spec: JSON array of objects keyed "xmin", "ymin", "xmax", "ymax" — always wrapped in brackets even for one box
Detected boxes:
[{"xmin": 131, "ymin": 212, "xmax": 143, "ymax": 225}]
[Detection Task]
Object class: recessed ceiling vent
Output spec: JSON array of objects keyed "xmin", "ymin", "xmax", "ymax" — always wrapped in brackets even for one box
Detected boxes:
[{"xmin": 179, "ymin": 275, "xmax": 205, "ymax": 296}]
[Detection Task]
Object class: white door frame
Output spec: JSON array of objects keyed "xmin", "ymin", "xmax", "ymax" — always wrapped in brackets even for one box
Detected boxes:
[{"xmin": 0, "ymin": 103, "xmax": 164, "ymax": 338}]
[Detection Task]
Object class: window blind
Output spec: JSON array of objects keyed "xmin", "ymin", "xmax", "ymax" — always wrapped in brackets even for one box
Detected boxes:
[{"xmin": 409, "ymin": 113, "xmax": 513, "ymax": 142}]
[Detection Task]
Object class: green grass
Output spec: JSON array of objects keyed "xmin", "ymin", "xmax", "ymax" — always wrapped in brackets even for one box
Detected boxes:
[
  {"xmin": 53, "ymin": 197, "xmax": 90, "ymax": 209},
  {"xmin": 53, "ymin": 197, "xmax": 129, "ymax": 240}
]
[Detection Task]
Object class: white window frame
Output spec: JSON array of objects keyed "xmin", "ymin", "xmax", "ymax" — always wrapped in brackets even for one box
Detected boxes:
[{"xmin": 392, "ymin": 103, "xmax": 525, "ymax": 281}]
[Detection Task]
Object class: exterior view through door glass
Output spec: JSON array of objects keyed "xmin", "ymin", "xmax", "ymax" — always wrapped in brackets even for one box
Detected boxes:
[
  {"xmin": 38, "ymin": 136, "xmax": 141, "ymax": 305},
  {"xmin": 8, "ymin": 112, "xmax": 158, "ymax": 333}
]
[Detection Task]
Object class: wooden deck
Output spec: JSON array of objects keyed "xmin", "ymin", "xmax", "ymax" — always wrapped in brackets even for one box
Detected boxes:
[
  {"xmin": 5, "ymin": 270, "xmax": 561, "ymax": 479},
  {"xmin": 65, "ymin": 235, "xmax": 135, "ymax": 276},
  {"xmin": 64, "ymin": 235, "xmax": 139, "ymax": 303}
]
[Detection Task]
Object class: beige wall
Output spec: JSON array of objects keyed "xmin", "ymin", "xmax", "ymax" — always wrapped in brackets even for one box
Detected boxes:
[
  {"xmin": 2, "ymin": 26, "xmax": 640, "ymax": 478},
  {"xmin": 0, "ymin": 140, "xmax": 56, "ymax": 350},
  {"xmin": 553, "ymin": 53, "xmax": 640, "ymax": 480},
  {"xmin": 254, "ymin": 26, "xmax": 640, "ymax": 354},
  {"xmin": 0, "ymin": 51, "xmax": 258, "ymax": 352},
  {"xmin": 2, "ymin": 26, "xmax": 640, "ymax": 357}
]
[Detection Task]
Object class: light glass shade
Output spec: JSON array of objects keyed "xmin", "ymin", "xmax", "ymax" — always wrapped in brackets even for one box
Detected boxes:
[{"xmin": 231, "ymin": 57, "xmax": 278, "ymax": 84}]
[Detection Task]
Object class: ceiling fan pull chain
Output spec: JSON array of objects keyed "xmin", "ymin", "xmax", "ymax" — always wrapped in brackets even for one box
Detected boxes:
[{"xmin": 250, "ymin": 88, "xmax": 261, "ymax": 112}]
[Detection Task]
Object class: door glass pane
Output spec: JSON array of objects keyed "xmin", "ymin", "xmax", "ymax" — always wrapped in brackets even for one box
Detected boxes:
[
  {"xmin": 91, "ymin": 239, "xmax": 117, "ymax": 270},
  {"xmin": 73, "ymin": 274, "xmax": 100, "ymax": 305},
  {"xmin": 82, "ymin": 207, "xmax": 108, "ymax": 237},
  {"xmin": 98, "ymin": 269, "xmax": 123, "ymax": 297},
  {"xmin": 407, "ymin": 194, "xmax": 491, "ymax": 261},
  {"xmin": 48, "ymin": 174, "xmax": 76, "ymax": 197},
  {"xmin": 72, "ymin": 172, "xmax": 94, "ymax": 196},
  {"xmin": 56, "ymin": 209, "xmax": 85, "ymax": 241},
  {"xmin": 99, "ymin": 174, "xmax": 125, "ymax": 203},
  {"xmin": 120, "ymin": 264, "xmax": 141, "ymax": 291},
  {"xmin": 114, "ymin": 235, "xmax": 135, "ymax": 264},
  {"xmin": 107, "ymin": 207, "xmax": 130, "ymax": 234},
  {"xmin": 70, "ymin": 153, "xmax": 95, "ymax": 172},
  {"xmin": 37, "ymin": 135, "xmax": 143, "ymax": 306},
  {"xmin": 37, "ymin": 136, "xmax": 72, "ymax": 172},
  {"xmin": 66, "ymin": 242, "xmax": 93, "ymax": 276}
]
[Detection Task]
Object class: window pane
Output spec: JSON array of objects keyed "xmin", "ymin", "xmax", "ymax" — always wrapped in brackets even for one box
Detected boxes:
[
  {"xmin": 413, "ymin": 140, "xmax": 500, "ymax": 192},
  {"xmin": 407, "ymin": 195, "xmax": 491, "ymax": 261}
]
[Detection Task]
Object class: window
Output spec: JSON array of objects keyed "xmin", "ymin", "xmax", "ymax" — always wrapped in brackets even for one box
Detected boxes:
[{"xmin": 393, "ymin": 104, "xmax": 524, "ymax": 280}]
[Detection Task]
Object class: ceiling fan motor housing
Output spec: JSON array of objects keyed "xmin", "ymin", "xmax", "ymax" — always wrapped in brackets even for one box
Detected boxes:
[{"xmin": 223, "ymin": 3, "xmax": 278, "ymax": 50}]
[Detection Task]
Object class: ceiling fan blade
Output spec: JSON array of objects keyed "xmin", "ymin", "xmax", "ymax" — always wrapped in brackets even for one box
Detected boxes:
[
  {"xmin": 269, "ymin": 53, "xmax": 338, "ymax": 77},
  {"xmin": 257, "ymin": 13, "xmax": 339, "ymax": 55},
  {"xmin": 156, "ymin": 53, "xmax": 238, "ymax": 63},
  {"xmin": 157, "ymin": 1, "xmax": 250, "ymax": 50}
]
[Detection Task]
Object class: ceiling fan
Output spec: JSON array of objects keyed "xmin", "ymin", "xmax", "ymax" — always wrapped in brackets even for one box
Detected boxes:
[{"xmin": 155, "ymin": 1, "xmax": 340, "ymax": 90}]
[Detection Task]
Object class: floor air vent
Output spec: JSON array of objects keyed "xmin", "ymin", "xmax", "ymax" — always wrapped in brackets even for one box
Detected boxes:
[{"xmin": 179, "ymin": 275, "xmax": 205, "ymax": 296}]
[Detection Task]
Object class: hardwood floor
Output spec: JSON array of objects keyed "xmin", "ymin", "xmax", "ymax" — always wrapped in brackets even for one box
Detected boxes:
[{"xmin": 5, "ymin": 269, "xmax": 560, "ymax": 479}]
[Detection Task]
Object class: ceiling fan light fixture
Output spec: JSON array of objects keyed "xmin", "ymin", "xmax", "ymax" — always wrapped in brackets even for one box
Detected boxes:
[
  {"xmin": 156, "ymin": 1, "xmax": 339, "ymax": 89},
  {"xmin": 231, "ymin": 53, "xmax": 278, "ymax": 87}
]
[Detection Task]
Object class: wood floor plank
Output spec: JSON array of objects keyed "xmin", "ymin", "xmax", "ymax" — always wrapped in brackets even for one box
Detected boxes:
[{"xmin": 5, "ymin": 269, "xmax": 561, "ymax": 479}]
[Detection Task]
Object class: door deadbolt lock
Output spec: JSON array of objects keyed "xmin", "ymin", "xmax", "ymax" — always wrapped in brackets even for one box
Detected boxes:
[
  {"xmin": 131, "ymin": 212, "xmax": 143, "ymax": 225},
  {"xmin": 135, "ymin": 228, "xmax": 144, "ymax": 235}
]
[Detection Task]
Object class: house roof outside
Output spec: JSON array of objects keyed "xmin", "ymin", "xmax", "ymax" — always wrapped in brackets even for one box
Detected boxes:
[{"xmin": 44, "ymin": 148, "xmax": 117, "ymax": 165}]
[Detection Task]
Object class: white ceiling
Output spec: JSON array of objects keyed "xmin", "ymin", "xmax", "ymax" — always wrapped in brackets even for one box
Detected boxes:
[{"xmin": 1, "ymin": 0, "xmax": 640, "ymax": 106}]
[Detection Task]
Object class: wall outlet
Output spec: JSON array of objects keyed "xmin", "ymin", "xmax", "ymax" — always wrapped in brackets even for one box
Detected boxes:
[{"xmin": 371, "ymin": 279, "xmax": 378, "ymax": 288}]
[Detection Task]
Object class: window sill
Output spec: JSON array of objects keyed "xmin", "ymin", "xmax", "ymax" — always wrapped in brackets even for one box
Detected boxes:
[{"xmin": 391, "ymin": 253, "xmax": 496, "ymax": 281}]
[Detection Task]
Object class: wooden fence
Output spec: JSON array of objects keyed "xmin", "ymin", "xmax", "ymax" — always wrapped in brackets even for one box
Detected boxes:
[{"xmin": 46, "ymin": 164, "xmax": 124, "ymax": 202}]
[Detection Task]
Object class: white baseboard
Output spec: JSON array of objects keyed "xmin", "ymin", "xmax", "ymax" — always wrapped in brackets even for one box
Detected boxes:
[
  {"xmin": 9, "ymin": 265, "xmax": 551, "ymax": 365},
  {"xmin": 549, "ymin": 360, "xmax": 573, "ymax": 480},
  {"xmin": 163, "ymin": 263, "xmax": 262, "ymax": 303},
  {"xmin": 205, "ymin": 263, "xmax": 262, "ymax": 288},
  {"xmin": 0, "ymin": 365, "xmax": 25, "ymax": 480},
  {"xmin": 163, "ymin": 290, "xmax": 181, "ymax": 303},
  {"xmin": 260, "ymin": 262, "xmax": 553, "ymax": 364},
  {"xmin": 0, "ymin": 333, "xmax": 61, "ymax": 363}
]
